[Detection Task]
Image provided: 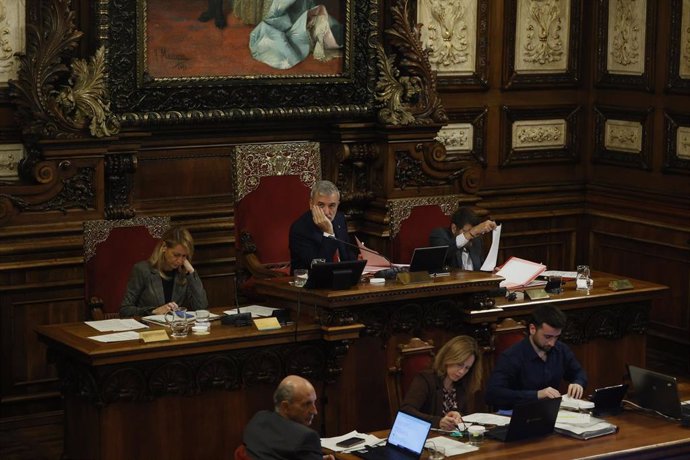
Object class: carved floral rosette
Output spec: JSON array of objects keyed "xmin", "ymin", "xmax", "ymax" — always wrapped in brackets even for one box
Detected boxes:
[{"xmin": 231, "ymin": 142, "xmax": 321, "ymax": 202}]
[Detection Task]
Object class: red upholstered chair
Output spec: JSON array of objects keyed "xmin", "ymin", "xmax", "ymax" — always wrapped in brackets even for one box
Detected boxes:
[
  {"xmin": 388, "ymin": 197, "xmax": 462, "ymax": 264},
  {"xmin": 232, "ymin": 142, "xmax": 321, "ymax": 290},
  {"xmin": 387, "ymin": 337, "xmax": 435, "ymax": 422},
  {"xmin": 491, "ymin": 317, "xmax": 527, "ymax": 360},
  {"xmin": 83, "ymin": 216, "xmax": 170, "ymax": 320},
  {"xmin": 234, "ymin": 444, "xmax": 250, "ymax": 460}
]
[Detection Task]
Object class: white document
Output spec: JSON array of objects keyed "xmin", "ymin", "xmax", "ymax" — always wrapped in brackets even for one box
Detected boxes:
[
  {"xmin": 495, "ymin": 257, "xmax": 546, "ymax": 289},
  {"xmin": 479, "ymin": 224, "xmax": 502, "ymax": 271},
  {"xmin": 88, "ymin": 331, "xmax": 142, "ymax": 342},
  {"xmin": 143, "ymin": 311, "xmax": 220, "ymax": 326},
  {"xmin": 462, "ymin": 413, "xmax": 511, "ymax": 426},
  {"xmin": 556, "ymin": 410, "xmax": 592, "ymax": 425},
  {"xmin": 85, "ymin": 318, "xmax": 148, "ymax": 332},
  {"xmin": 224, "ymin": 305, "xmax": 278, "ymax": 318},
  {"xmin": 320, "ymin": 430, "xmax": 383, "ymax": 452},
  {"xmin": 425, "ymin": 437, "xmax": 478, "ymax": 455},
  {"xmin": 542, "ymin": 270, "xmax": 578, "ymax": 279},
  {"xmin": 561, "ymin": 395, "xmax": 595, "ymax": 411}
]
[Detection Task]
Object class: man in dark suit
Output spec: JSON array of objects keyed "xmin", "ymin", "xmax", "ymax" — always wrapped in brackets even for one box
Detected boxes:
[
  {"xmin": 243, "ymin": 375, "xmax": 334, "ymax": 460},
  {"xmin": 289, "ymin": 180, "xmax": 355, "ymax": 274},
  {"xmin": 429, "ymin": 207, "xmax": 496, "ymax": 270}
]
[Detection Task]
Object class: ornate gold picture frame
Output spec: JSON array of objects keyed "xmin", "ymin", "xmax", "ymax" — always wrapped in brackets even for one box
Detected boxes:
[{"xmin": 100, "ymin": 0, "xmax": 379, "ymax": 127}]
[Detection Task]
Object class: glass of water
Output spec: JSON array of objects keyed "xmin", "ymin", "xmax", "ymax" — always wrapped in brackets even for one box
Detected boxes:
[
  {"xmin": 293, "ymin": 269, "xmax": 308, "ymax": 287},
  {"xmin": 576, "ymin": 265, "xmax": 592, "ymax": 290}
]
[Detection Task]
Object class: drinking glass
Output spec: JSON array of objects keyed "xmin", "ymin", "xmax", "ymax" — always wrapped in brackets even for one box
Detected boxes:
[
  {"xmin": 293, "ymin": 269, "xmax": 308, "ymax": 287},
  {"xmin": 165, "ymin": 307, "xmax": 189, "ymax": 338},
  {"xmin": 576, "ymin": 265, "xmax": 592, "ymax": 291},
  {"xmin": 468, "ymin": 425, "xmax": 485, "ymax": 445},
  {"xmin": 193, "ymin": 309, "xmax": 211, "ymax": 334}
]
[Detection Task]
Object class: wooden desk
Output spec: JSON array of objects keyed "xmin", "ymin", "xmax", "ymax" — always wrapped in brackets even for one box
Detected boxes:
[
  {"xmin": 36, "ymin": 315, "xmax": 362, "ymax": 460},
  {"xmin": 335, "ymin": 410, "xmax": 690, "ymax": 459},
  {"xmin": 255, "ymin": 272, "xmax": 668, "ymax": 435}
]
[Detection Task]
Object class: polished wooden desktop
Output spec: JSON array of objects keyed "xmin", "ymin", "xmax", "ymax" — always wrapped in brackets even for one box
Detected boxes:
[
  {"xmin": 35, "ymin": 313, "xmax": 362, "ymax": 460},
  {"xmin": 255, "ymin": 271, "xmax": 668, "ymax": 434},
  {"xmin": 335, "ymin": 409, "xmax": 690, "ymax": 459}
]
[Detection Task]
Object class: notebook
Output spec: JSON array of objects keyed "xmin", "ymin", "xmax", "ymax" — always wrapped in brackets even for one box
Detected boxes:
[
  {"xmin": 591, "ymin": 383, "xmax": 628, "ymax": 416},
  {"xmin": 486, "ymin": 397, "xmax": 561, "ymax": 442},
  {"xmin": 408, "ymin": 246, "xmax": 448, "ymax": 274},
  {"xmin": 628, "ymin": 365, "xmax": 689, "ymax": 419},
  {"xmin": 352, "ymin": 411, "xmax": 431, "ymax": 460}
]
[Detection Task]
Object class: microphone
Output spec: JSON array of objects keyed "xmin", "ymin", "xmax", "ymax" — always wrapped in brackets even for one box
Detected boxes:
[{"xmin": 324, "ymin": 233, "xmax": 401, "ymax": 279}]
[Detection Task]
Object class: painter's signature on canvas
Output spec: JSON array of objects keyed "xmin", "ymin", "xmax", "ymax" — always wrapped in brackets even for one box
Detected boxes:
[{"xmin": 154, "ymin": 48, "xmax": 190, "ymax": 70}]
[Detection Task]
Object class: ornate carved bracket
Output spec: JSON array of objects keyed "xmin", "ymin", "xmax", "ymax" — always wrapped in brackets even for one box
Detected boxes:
[
  {"xmin": 387, "ymin": 195, "xmax": 463, "ymax": 238},
  {"xmin": 9, "ymin": 0, "xmax": 119, "ymax": 142},
  {"xmin": 375, "ymin": 0, "xmax": 448, "ymax": 126}
]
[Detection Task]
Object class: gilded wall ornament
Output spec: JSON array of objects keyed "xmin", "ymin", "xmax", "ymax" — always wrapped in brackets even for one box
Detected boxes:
[
  {"xmin": 9, "ymin": 0, "xmax": 119, "ymax": 139},
  {"xmin": 375, "ymin": 0, "xmax": 447, "ymax": 126}
]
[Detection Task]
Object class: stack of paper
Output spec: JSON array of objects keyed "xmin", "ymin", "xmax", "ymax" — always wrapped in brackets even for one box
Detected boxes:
[
  {"xmin": 555, "ymin": 410, "xmax": 617, "ymax": 440},
  {"xmin": 495, "ymin": 257, "xmax": 546, "ymax": 289}
]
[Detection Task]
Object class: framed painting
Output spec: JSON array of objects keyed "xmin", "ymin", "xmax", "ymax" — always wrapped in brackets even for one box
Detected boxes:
[
  {"xmin": 100, "ymin": 0, "xmax": 379, "ymax": 127},
  {"xmin": 499, "ymin": 105, "xmax": 581, "ymax": 167},
  {"xmin": 415, "ymin": 0, "xmax": 489, "ymax": 91},
  {"xmin": 594, "ymin": 0, "xmax": 657, "ymax": 92},
  {"xmin": 666, "ymin": 0, "xmax": 690, "ymax": 94},
  {"xmin": 593, "ymin": 105, "xmax": 653, "ymax": 170},
  {"xmin": 502, "ymin": 0, "xmax": 583, "ymax": 89}
]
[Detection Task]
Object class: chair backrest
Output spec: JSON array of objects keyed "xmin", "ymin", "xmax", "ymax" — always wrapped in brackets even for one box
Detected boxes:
[
  {"xmin": 492, "ymin": 317, "xmax": 527, "ymax": 359},
  {"xmin": 233, "ymin": 444, "xmax": 250, "ymax": 460},
  {"xmin": 387, "ymin": 337, "xmax": 435, "ymax": 422},
  {"xmin": 84, "ymin": 216, "xmax": 170, "ymax": 319},
  {"xmin": 388, "ymin": 197, "xmax": 462, "ymax": 264},
  {"xmin": 232, "ymin": 142, "xmax": 321, "ymax": 278}
]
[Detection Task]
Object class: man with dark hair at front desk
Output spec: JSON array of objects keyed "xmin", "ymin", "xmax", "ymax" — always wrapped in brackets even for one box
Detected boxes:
[
  {"xmin": 485, "ymin": 305, "xmax": 587, "ymax": 410},
  {"xmin": 289, "ymin": 180, "xmax": 355, "ymax": 274},
  {"xmin": 243, "ymin": 375, "xmax": 334, "ymax": 460},
  {"xmin": 429, "ymin": 206, "xmax": 496, "ymax": 271}
]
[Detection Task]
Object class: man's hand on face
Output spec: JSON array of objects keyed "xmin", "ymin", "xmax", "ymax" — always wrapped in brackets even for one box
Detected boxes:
[{"xmin": 311, "ymin": 204, "xmax": 334, "ymax": 235}]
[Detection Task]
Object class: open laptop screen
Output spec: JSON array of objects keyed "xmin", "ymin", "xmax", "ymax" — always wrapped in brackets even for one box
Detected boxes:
[
  {"xmin": 409, "ymin": 246, "xmax": 448, "ymax": 274},
  {"xmin": 628, "ymin": 365, "xmax": 682, "ymax": 418},
  {"xmin": 387, "ymin": 411, "xmax": 431, "ymax": 455}
]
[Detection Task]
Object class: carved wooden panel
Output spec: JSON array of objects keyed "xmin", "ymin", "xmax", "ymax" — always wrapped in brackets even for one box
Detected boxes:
[
  {"xmin": 667, "ymin": 0, "xmax": 690, "ymax": 93},
  {"xmin": 593, "ymin": 105, "xmax": 653, "ymax": 170},
  {"xmin": 663, "ymin": 111, "xmax": 690, "ymax": 175}
]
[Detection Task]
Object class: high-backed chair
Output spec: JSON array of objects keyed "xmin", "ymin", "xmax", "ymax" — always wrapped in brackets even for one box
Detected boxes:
[
  {"xmin": 491, "ymin": 317, "xmax": 526, "ymax": 360},
  {"xmin": 83, "ymin": 216, "xmax": 170, "ymax": 320},
  {"xmin": 231, "ymin": 142, "xmax": 321, "ymax": 291},
  {"xmin": 386, "ymin": 337, "xmax": 435, "ymax": 422},
  {"xmin": 388, "ymin": 196, "xmax": 461, "ymax": 264}
]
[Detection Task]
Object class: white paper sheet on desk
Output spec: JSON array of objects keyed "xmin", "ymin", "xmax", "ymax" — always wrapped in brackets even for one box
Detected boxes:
[
  {"xmin": 480, "ymin": 224, "xmax": 502, "ymax": 271},
  {"xmin": 85, "ymin": 318, "xmax": 148, "ymax": 332},
  {"xmin": 143, "ymin": 312, "xmax": 221, "ymax": 326},
  {"xmin": 320, "ymin": 430, "xmax": 383, "ymax": 452},
  {"xmin": 561, "ymin": 395, "xmax": 595, "ymax": 411},
  {"xmin": 462, "ymin": 413, "xmax": 511, "ymax": 426},
  {"xmin": 425, "ymin": 437, "xmax": 478, "ymax": 455},
  {"xmin": 88, "ymin": 331, "xmax": 141, "ymax": 342},
  {"xmin": 223, "ymin": 305, "xmax": 278, "ymax": 318},
  {"xmin": 556, "ymin": 410, "xmax": 591, "ymax": 425}
]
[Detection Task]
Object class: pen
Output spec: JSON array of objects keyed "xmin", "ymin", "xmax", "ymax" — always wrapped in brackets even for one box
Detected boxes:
[{"xmin": 457, "ymin": 413, "xmax": 467, "ymax": 432}]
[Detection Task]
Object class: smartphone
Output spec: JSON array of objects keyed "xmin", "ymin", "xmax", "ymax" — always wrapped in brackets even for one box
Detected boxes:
[{"xmin": 335, "ymin": 436, "xmax": 365, "ymax": 448}]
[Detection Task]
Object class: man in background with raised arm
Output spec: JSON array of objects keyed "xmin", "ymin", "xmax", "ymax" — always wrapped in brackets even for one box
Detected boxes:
[{"xmin": 429, "ymin": 206, "xmax": 496, "ymax": 271}]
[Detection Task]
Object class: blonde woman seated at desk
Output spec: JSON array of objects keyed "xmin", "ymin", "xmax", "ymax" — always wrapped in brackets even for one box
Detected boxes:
[
  {"xmin": 119, "ymin": 226, "xmax": 208, "ymax": 318},
  {"xmin": 400, "ymin": 336, "xmax": 482, "ymax": 431}
]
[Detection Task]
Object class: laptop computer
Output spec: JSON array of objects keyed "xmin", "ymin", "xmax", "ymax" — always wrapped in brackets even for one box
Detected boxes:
[
  {"xmin": 486, "ymin": 397, "xmax": 561, "ymax": 442},
  {"xmin": 352, "ymin": 411, "xmax": 431, "ymax": 460},
  {"xmin": 408, "ymin": 246, "xmax": 449, "ymax": 274},
  {"xmin": 591, "ymin": 383, "xmax": 628, "ymax": 416},
  {"xmin": 628, "ymin": 365, "xmax": 690, "ymax": 419}
]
